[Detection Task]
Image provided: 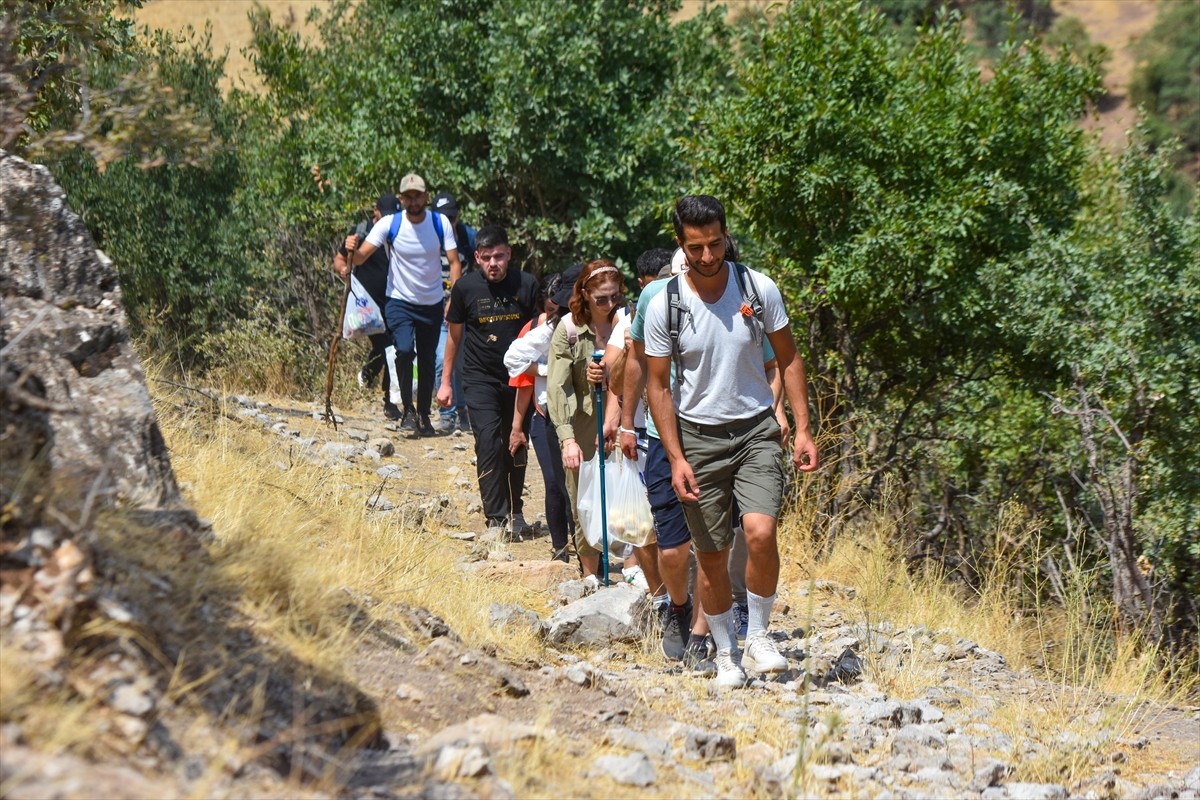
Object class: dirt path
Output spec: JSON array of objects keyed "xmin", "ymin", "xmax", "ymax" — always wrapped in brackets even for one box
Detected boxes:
[{"xmin": 238, "ymin": 391, "xmax": 1200, "ymax": 799}]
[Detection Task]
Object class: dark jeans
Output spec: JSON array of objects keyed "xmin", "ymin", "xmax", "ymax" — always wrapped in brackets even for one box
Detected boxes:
[
  {"xmin": 362, "ymin": 330, "xmax": 392, "ymax": 401},
  {"xmin": 465, "ymin": 380, "xmax": 529, "ymax": 526},
  {"xmin": 384, "ymin": 297, "xmax": 442, "ymax": 417},
  {"xmin": 530, "ymin": 409, "xmax": 573, "ymax": 551}
]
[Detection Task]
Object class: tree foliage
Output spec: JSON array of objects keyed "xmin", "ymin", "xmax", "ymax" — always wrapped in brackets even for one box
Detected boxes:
[{"xmin": 240, "ymin": 0, "xmax": 732, "ymax": 273}]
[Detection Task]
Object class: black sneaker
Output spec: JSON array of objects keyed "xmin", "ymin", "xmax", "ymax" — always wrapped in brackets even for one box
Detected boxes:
[
  {"xmin": 399, "ymin": 409, "xmax": 417, "ymax": 432},
  {"xmin": 661, "ymin": 601, "xmax": 691, "ymax": 662},
  {"xmin": 550, "ymin": 547, "xmax": 571, "ymax": 564},
  {"xmin": 734, "ymin": 602, "xmax": 750, "ymax": 645},
  {"xmin": 415, "ymin": 416, "xmax": 438, "ymax": 437},
  {"xmin": 684, "ymin": 635, "xmax": 717, "ymax": 675},
  {"xmin": 383, "ymin": 401, "xmax": 401, "ymax": 421}
]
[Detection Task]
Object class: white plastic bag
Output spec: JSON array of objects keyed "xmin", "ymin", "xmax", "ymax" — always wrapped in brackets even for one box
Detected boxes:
[
  {"xmin": 605, "ymin": 451, "xmax": 655, "ymax": 547},
  {"xmin": 577, "ymin": 449, "xmax": 654, "ymax": 550},
  {"xmin": 342, "ymin": 275, "xmax": 386, "ymax": 338}
]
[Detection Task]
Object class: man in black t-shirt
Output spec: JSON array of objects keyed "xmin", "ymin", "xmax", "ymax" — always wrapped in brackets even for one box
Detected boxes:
[
  {"xmin": 438, "ymin": 225, "xmax": 539, "ymax": 538},
  {"xmin": 334, "ymin": 194, "xmax": 402, "ymax": 420}
]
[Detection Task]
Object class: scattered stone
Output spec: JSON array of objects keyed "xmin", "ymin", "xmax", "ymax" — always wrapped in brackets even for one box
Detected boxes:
[
  {"xmin": 344, "ymin": 428, "xmax": 369, "ymax": 442},
  {"xmin": 395, "ymin": 683, "xmax": 426, "ymax": 702},
  {"xmin": 1002, "ymin": 782, "xmax": 1067, "ymax": 800},
  {"xmin": 543, "ymin": 585, "xmax": 649, "ymax": 647},
  {"xmin": 827, "ymin": 646, "xmax": 864, "ymax": 682},
  {"xmin": 605, "ymin": 729, "xmax": 671, "ymax": 760},
  {"xmin": 684, "ymin": 729, "xmax": 736, "ymax": 762},
  {"xmin": 590, "ymin": 753, "xmax": 655, "ymax": 787},
  {"xmin": 433, "ymin": 744, "xmax": 491, "ymax": 779},
  {"xmin": 368, "ymin": 437, "xmax": 395, "ymax": 456},
  {"xmin": 488, "ymin": 604, "xmax": 541, "ymax": 634},
  {"xmin": 446, "ymin": 530, "xmax": 475, "ymax": 541}
]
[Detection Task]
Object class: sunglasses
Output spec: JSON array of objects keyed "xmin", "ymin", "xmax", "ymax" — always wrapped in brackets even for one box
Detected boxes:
[{"xmin": 591, "ymin": 292, "xmax": 624, "ymax": 307}]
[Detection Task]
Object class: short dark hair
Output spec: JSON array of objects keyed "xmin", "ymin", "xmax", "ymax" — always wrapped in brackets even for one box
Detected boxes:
[
  {"xmin": 635, "ymin": 248, "xmax": 672, "ymax": 279},
  {"xmin": 672, "ymin": 195, "xmax": 726, "ymax": 239},
  {"xmin": 475, "ymin": 224, "xmax": 509, "ymax": 250}
]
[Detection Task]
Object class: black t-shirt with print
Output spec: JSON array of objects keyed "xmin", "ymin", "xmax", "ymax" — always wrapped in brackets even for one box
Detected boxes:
[{"xmin": 446, "ymin": 267, "xmax": 539, "ymax": 386}]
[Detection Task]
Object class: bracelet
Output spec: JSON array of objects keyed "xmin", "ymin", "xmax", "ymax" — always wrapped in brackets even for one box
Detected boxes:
[{"xmin": 618, "ymin": 427, "xmax": 637, "ymax": 436}]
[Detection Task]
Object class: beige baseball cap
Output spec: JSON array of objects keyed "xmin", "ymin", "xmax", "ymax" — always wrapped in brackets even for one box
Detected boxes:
[
  {"xmin": 670, "ymin": 247, "xmax": 688, "ymax": 275},
  {"xmin": 399, "ymin": 173, "xmax": 426, "ymax": 194}
]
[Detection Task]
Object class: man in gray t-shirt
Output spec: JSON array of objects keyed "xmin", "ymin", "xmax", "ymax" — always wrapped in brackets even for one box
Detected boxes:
[{"xmin": 642, "ymin": 194, "xmax": 820, "ymax": 689}]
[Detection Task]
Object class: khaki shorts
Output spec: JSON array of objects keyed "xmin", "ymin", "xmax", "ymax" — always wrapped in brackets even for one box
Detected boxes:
[{"xmin": 677, "ymin": 409, "xmax": 784, "ymax": 553}]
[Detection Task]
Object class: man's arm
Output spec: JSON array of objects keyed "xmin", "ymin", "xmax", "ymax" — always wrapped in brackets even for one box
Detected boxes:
[
  {"xmin": 510, "ymin": 384, "xmax": 532, "ymax": 455},
  {"xmin": 343, "ymin": 233, "xmax": 379, "ymax": 266},
  {"xmin": 646, "ymin": 353, "xmax": 699, "ymax": 502},
  {"xmin": 446, "ymin": 248, "xmax": 463, "ymax": 285},
  {"xmin": 765, "ymin": 327, "xmax": 818, "ymax": 472},
  {"xmin": 437, "ymin": 322, "xmax": 464, "ymax": 408},
  {"xmin": 333, "ymin": 251, "xmax": 351, "ymax": 280}
]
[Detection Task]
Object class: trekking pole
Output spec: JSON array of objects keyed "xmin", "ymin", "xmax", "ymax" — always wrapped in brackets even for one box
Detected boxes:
[
  {"xmin": 592, "ymin": 350, "xmax": 609, "ymax": 587},
  {"xmin": 322, "ymin": 232, "xmax": 359, "ymax": 430}
]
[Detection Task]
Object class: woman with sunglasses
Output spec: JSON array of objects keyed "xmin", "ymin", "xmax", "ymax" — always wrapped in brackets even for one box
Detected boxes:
[{"xmin": 546, "ymin": 258, "xmax": 627, "ymax": 579}]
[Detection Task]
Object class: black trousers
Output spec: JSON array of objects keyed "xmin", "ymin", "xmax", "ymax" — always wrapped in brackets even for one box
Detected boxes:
[{"xmin": 465, "ymin": 380, "xmax": 530, "ymax": 526}]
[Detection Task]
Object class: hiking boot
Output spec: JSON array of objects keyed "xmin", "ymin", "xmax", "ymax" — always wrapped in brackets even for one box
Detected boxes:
[
  {"xmin": 509, "ymin": 514, "xmax": 532, "ymax": 538},
  {"xmin": 550, "ymin": 547, "xmax": 571, "ymax": 564},
  {"xmin": 383, "ymin": 401, "xmax": 402, "ymax": 421},
  {"xmin": 399, "ymin": 409, "xmax": 417, "ymax": 432},
  {"xmin": 743, "ymin": 632, "xmax": 788, "ymax": 673},
  {"xmin": 415, "ymin": 416, "xmax": 438, "ymax": 437},
  {"xmin": 434, "ymin": 413, "xmax": 458, "ymax": 434},
  {"xmin": 660, "ymin": 601, "xmax": 691, "ymax": 662},
  {"xmin": 457, "ymin": 414, "xmax": 472, "ymax": 434},
  {"xmin": 734, "ymin": 602, "xmax": 750, "ymax": 645},
  {"xmin": 713, "ymin": 648, "xmax": 747, "ymax": 689}
]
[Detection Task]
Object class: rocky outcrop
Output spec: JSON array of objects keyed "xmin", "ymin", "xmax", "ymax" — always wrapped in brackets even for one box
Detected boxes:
[{"xmin": 0, "ymin": 151, "xmax": 381, "ymax": 796}]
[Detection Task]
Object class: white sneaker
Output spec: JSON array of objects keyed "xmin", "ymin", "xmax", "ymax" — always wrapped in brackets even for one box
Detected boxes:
[
  {"xmin": 743, "ymin": 632, "xmax": 788, "ymax": 673},
  {"xmin": 713, "ymin": 648, "xmax": 747, "ymax": 689}
]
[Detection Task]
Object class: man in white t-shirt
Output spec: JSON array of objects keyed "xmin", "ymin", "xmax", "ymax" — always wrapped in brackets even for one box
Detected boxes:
[
  {"xmin": 642, "ymin": 194, "xmax": 820, "ymax": 689},
  {"xmin": 346, "ymin": 173, "xmax": 462, "ymax": 436}
]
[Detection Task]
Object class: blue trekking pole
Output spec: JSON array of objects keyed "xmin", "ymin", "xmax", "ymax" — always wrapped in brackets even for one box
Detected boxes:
[{"xmin": 592, "ymin": 350, "xmax": 609, "ymax": 587}]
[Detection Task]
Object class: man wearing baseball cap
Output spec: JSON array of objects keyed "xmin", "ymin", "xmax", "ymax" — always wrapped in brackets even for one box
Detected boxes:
[
  {"xmin": 345, "ymin": 173, "xmax": 463, "ymax": 436},
  {"xmin": 334, "ymin": 194, "xmax": 403, "ymax": 419}
]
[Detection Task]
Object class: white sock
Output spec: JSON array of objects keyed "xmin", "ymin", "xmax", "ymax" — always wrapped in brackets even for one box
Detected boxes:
[
  {"xmin": 705, "ymin": 608, "xmax": 737, "ymax": 653},
  {"xmin": 652, "ymin": 593, "xmax": 669, "ymax": 609},
  {"xmin": 746, "ymin": 590, "xmax": 775, "ymax": 640}
]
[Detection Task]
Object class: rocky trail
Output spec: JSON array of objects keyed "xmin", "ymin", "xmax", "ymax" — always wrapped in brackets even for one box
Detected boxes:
[{"xmin": 200, "ymin": 392, "xmax": 1200, "ymax": 800}]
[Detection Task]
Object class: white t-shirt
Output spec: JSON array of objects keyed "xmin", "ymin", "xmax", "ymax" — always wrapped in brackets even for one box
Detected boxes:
[
  {"xmin": 642, "ymin": 264, "xmax": 787, "ymax": 425},
  {"xmin": 365, "ymin": 211, "xmax": 457, "ymax": 306},
  {"xmin": 607, "ymin": 312, "xmax": 645, "ymax": 429}
]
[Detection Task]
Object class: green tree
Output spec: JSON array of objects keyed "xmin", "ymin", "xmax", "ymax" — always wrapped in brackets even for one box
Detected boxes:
[
  {"xmin": 694, "ymin": 0, "xmax": 1100, "ymax": 533},
  {"xmin": 1130, "ymin": 0, "xmax": 1199, "ymax": 209},
  {"xmin": 240, "ymin": 0, "xmax": 733, "ymax": 273},
  {"xmin": 998, "ymin": 136, "xmax": 1200, "ymax": 644}
]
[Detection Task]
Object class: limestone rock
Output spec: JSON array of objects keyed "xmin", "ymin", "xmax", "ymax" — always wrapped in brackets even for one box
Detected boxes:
[{"xmin": 544, "ymin": 584, "xmax": 649, "ymax": 646}]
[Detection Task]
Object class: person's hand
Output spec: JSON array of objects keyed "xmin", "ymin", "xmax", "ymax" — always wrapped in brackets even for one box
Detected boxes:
[
  {"xmin": 436, "ymin": 384, "xmax": 453, "ymax": 409},
  {"xmin": 344, "ymin": 234, "xmax": 360, "ymax": 253},
  {"xmin": 586, "ymin": 359, "xmax": 605, "ymax": 387},
  {"xmin": 670, "ymin": 458, "xmax": 700, "ymax": 503},
  {"xmin": 602, "ymin": 419, "xmax": 618, "ymax": 452},
  {"xmin": 792, "ymin": 429, "xmax": 819, "ymax": 472},
  {"xmin": 508, "ymin": 428, "xmax": 527, "ymax": 456},
  {"xmin": 619, "ymin": 429, "xmax": 639, "ymax": 460},
  {"xmin": 562, "ymin": 439, "xmax": 582, "ymax": 471},
  {"xmin": 333, "ymin": 252, "xmax": 350, "ymax": 279}
]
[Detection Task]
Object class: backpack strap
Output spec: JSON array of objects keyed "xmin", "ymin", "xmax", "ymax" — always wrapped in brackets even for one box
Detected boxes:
[
  {"xmin": 387, "ymin": 212, "xmax": 446, "ymax": 253},
  {"xmin": 430, "ymin": 211, "xmax": 445, "ymax": 253},
  {"xmin": 732, "ymin": 261, "xmax": 765, "ymax": 346},
  {"xmin": 563, "ymin": 315, "xmax": 578, "ymax": 349},
  {"xmin": 666, "ymin": 276, "xmax": 686, "ymax": 377}
]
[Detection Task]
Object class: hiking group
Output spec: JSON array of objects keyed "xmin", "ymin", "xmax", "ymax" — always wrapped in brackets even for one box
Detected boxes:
[{"xmin": 337, "ymin": 184, "xmax": 820, "ymax": 688}]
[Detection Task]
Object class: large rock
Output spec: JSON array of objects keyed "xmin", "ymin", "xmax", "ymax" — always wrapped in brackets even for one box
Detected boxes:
[
  {"xmin": 543, "ymin": 583, "xmax": 650, "ymax": 646},
  {"xmin": 0, "ymin": 151, "xmax": 192, "ymax": 522}
]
